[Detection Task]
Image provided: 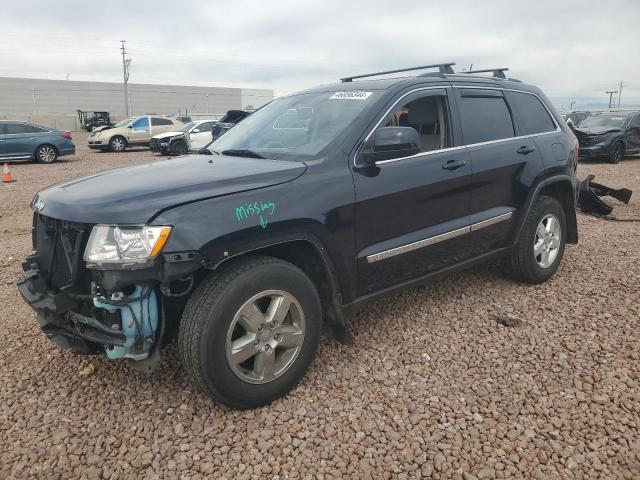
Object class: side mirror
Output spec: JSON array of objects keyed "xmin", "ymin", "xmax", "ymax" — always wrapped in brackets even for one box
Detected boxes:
[
  {"xmin": 127, "ymin": 125, "xmax": 133, "ymax": 129},
  {"xmin": 358, "ymin": 127, "xmax": 421, "ymax": 165}
]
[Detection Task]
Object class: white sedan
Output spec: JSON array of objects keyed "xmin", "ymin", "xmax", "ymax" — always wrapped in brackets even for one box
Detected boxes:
[{"xmin": 150, "ymin": 120, "xmax": 217, "ymax": 155}]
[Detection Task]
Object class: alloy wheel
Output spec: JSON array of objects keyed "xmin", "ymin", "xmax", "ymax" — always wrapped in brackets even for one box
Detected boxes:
[
  {"xmin": 225, "ymin": 290, "xmax": 306, "ymax": 384},
  {"xmin": 39, "ymin": 146, "xmax": 56, "ymax": 163},
  {"xmin": 111, "ymin": 138, "xmax": 125, "ymax": 151},
  {"xmin": 534, "ymin": 214, "xmax": 561, "ymax": 268}
]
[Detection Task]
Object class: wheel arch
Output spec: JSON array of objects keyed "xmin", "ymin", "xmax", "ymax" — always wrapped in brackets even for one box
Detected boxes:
[
  {"xmin": 210, "ymin": 236, "xmax": 352, "ymax": 345},
  {"xmin": 35, "ymin": 142, "xmax": 59, "ymax": 154},
  {"xmin": 513, "ymin": 175, "xmax": 578, "ymax": 245}
]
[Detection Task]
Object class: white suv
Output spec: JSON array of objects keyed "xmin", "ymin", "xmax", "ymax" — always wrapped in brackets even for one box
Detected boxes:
[{"xmin": 149, "ymin": 120, "xmax": 217, "ymax": 155}]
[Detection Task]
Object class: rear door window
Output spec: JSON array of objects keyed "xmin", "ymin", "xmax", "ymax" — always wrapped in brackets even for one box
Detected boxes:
[
  {"xmin": 457, "ymin": 90, "xmax": 515, "ymax": 144},
  {"xmin": 151, "ymin": 117, "xmax": 173, "ymax": 126},
  {"xmin": 505, "ymin": 91, "xmax": 556, "ymax": 135},
  {"xmin": 6, "ymin": 123, "xmax": 28, "ymax": 134}
]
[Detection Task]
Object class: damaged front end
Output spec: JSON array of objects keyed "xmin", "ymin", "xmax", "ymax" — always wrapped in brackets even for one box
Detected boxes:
[{"xmin": 17, "ymin": 213, "xmax": 200, "ymax": 371}]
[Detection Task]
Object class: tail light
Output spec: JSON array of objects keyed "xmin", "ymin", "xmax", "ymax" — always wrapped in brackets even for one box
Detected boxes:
[{"xmin": 61, "ymin": 133, "xmax": 72, "ymax": 140}]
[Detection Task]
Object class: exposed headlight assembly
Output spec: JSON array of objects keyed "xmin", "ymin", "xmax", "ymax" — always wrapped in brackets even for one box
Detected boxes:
[{"xmin": 84, "ymin": 225, "xmax": 172, "ymax": 265}]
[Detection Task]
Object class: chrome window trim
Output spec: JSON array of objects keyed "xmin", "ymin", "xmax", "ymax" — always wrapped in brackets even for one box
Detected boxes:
[
  {"xmin": 353, "ymin": 84, "xmax": 561, "ymax": 167},
  {"xmin": 366, "ymin": 211, "xmax": 513, "ymax": 263}
]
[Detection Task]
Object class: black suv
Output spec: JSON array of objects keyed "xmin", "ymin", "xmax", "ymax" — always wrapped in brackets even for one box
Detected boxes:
[
  {"xmin": 17, "ymin": 63, "xmax": 579, "ymax": 409},
  {"xmin": 574, "ymin": 111, "xmax": 640, "ymax": 163}
]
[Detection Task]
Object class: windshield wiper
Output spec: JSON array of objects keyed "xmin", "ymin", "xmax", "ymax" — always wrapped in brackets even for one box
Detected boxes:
[{"xmin": 221, "ymin": 149, "xmax": 266, "ymax": 159}]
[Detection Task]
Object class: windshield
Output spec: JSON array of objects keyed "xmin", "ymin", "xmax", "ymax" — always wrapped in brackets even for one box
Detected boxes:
[
  {"xmin": 114, "ymin": 118, "xmax": 131, "ymax": 127},
  {"xmin": 208, "ymin": 90, "xmax": 381, "ymax": 160},
  {"xmin": 579, "ymin": 115, "xmax": 627, "ymax": 128},
  {"xmin": 178, "ymin": 121, "xmax": 196, "ymax": 132}
]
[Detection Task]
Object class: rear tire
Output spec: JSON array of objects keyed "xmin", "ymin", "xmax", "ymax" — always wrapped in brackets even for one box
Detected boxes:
[
  {"xmin": 178, "ymin": 256, "xmax": 322, "ymax": 409},
  {"xmin": 35, "ymin": 144, "xmax": 58, "ymax": 164},
  {"xmin": 509, "ymin": 196, "xmax": 566, "ymax": 284},
  {"xmin": 608, "ymin": 141, "xmax": 624, "ymax": 164},
  {"xmin": 109, "ymin": 136, "xmax": 127, "ymax": 152}
]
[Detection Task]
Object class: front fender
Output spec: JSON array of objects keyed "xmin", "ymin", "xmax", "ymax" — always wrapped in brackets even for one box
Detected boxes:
[{"xmin": 152, "ymin": 164, "xmax": 357, "ymax": 303}]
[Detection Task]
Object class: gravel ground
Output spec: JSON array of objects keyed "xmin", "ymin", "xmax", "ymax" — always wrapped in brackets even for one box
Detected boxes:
[{"xmin": 1, "ymin": 132, "xmax": 639, "ymax": 479}]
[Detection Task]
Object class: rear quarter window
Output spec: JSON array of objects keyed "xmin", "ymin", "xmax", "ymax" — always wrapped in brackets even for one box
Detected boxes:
[
  {"xmin": 24, "ymin": 124, "xmax": 48, "ymax": 133},
  {"xmin": 151, "ymin": 117, "xmax": 174, "ymax": 126},
  {"xmin": 505, "ymin": 91, "xmax": 556, "ymax": 135},
  {"xmin": 458, "ymin": 92, "xmax": 515, "ymax": 144}
]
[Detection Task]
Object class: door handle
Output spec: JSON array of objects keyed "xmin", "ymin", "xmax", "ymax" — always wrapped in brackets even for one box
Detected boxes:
[
  {"xmin": 517, "ymin": 145, "xmax": 536, "ymax": 155},
  {"xmin": 442, "ymin": 159, "xmax": 467, "ymax": 170}
]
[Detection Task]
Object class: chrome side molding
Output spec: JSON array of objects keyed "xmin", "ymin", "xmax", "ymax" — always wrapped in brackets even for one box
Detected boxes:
[{"xmin": 366, "ymin": 211, "xmax": 513, "ymax": 263}]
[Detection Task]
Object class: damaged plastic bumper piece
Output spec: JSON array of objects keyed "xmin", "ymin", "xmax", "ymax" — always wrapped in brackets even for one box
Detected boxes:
[
  {"xmin": 17, "ymin": 261, "xmax": 159, "ymax": 361},
  {"xmin": 577, "ymin": 175, "xmax": 632, "ymax": 216}
]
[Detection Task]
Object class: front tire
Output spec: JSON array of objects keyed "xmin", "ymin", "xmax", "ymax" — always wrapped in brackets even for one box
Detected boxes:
[
  {"xmin": 509, "ymin": 196, "xmax": 566, "ymax": 284},
  {"xmin": 35, "ymin": 144, "xmax": 58, "ymax": 163},
  {"xmin": 179, "ymin": 256, "xmax": 322, "ymax": 409},
  {"xmin": 608, "ymin": 141, "xmax": 624, "ymax": 164},
  {"xmin": 170, "ymin": 140, "xmax": 188, "ymax": 156},
  {"xmin": 109, "ymin": 136, "xmax": 127, "ymax": 152}
]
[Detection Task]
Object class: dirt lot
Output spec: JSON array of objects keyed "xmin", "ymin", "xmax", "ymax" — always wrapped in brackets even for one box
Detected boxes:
[{"xmin": 1, "ymin": 132, "xmax": 639, "ymax": 479}]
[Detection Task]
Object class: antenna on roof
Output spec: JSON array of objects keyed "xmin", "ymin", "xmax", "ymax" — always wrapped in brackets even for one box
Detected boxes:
[
  {"xmin": 464, "ymin": 68, "xmax": 509, "ymax": 79},
  {"xmin": 340, "ymin": 62, "xmax": 456, "ymax": 83}
]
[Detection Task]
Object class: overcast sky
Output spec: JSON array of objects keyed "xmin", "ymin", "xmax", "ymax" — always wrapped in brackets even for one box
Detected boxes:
[{"xmin": 2, "ymin": 0, "xmax": 639, "ymax": 109}]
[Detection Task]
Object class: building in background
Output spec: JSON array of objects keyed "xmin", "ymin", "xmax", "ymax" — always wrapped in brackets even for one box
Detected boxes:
[{"xmin": 0, "ymin": 77, "xmax": 274, "ymax": 130}]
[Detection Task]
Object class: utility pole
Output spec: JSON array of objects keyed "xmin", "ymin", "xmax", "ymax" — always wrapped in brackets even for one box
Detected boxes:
[
  {"xmin": 605, "ymin": 91, "xmax": 617, "ymax": 109},
  {"xmin": 617, "ymin": 81, "xmax": 623, "ymax": 108},
  {"xmin": 570, "ymin": 101, "xmax": 576, "ymax": 110},
  {"xmin": 121, "ymin": 40, "xmax": 131, "ymax": 116}
]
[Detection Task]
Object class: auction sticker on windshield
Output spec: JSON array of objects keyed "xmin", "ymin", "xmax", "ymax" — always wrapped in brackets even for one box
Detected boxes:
[{"xmin": 330, "ymin": 91, "xmax": 373, "ymax": 100}]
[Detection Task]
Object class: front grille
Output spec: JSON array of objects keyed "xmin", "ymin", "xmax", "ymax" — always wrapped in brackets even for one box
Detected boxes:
[
  {"xmin": 577, "ymin": 136, "xmax": 599, "ymax": 146},
  {"xmin": 33, "ymin": 214, "xmax": 92, "ymax": 292}
]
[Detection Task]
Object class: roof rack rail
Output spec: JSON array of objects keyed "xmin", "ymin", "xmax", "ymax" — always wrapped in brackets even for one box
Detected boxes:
[
  {"xmin": 340, "ymin": 62, "xmax": 456, "ymax": 83},
  {"xmin": 463, "ymin": 68, "xmax": 509, "ymax": 79}
]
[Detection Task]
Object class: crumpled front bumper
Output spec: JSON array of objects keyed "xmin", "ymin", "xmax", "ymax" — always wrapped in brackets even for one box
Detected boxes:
[
  {"xmin": 578, "ymin": 143, "xmax": 610, "ymax": 158},
  {"xmin": 17, "ymin": 258, "xmax": 120, "ymax": 355}
]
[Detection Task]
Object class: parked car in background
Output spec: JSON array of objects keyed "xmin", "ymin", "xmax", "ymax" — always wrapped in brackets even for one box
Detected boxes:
[
  {"xmin": 150, "ymin": 119, "xmax": 218, "ymax": 155},
  {"xmin": 87, "ymin": 115, "xmax": 184, "ymax": 152},
  {"xmin": 18, "ymin": 64, "xmax": 580, "ymax": 408},
  {"xmin": 560, "ymin": 111, "xmax": 590, "ymax": 128},
  {"xmin": 211, "ymin": 109, "xmax": 252, "ymax": 142},
  {"xmin": 0, "ymin": 120, "xmax": 75, "ymax": 163},
  {"xmin": 574, "ymin": 111, "xmax": 640, "ymax": 163}
]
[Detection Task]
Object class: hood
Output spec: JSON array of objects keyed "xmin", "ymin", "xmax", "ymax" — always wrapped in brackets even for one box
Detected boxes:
[
  {"xmin": 151, "ymin": 131, "xmax": 183, "ymax": 140},
  {"xmin": 91, "ymin": 125, "xmax": 113, "ymax": 134},
  {"xmin": 33, "ymin": 155, "xmax": 307, "ymax": 224},
  {"xmin": 574, "ymin": 126, "xmax": 621, "ymax": 136}
]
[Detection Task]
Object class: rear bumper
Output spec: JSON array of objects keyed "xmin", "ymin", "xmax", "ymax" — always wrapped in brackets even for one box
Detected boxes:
[{"xmin": 59, "ymin": 145, "xmax": 75, "ymax": 156}]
